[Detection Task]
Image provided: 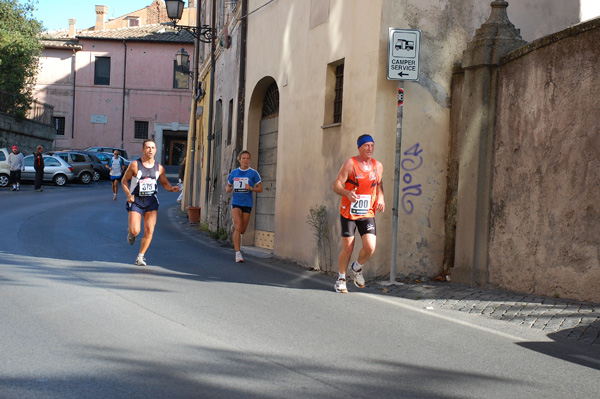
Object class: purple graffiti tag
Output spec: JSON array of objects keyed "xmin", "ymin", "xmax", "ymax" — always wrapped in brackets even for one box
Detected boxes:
[{"xmin": 401, "ymin": 143, "xmax": 423, "ymax": 215}]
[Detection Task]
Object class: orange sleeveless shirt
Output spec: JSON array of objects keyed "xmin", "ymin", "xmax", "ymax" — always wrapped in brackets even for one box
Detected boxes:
[{"xmin": 340, "ymin": 157, "xmax": 380, "ymax": 220}]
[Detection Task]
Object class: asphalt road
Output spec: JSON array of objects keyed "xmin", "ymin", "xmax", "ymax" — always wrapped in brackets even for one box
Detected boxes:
[{"xmin": 1, "ymin": 181, "xmax": 599, "ymax": 398}]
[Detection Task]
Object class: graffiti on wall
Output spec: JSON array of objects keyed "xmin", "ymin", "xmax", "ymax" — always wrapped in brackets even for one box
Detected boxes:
[{"xmin": 401, "ymin": 143, "xmax": 423, "ymax": 215}]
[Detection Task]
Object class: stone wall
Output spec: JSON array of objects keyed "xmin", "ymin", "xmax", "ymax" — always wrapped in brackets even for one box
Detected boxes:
[
  {"xmin": 0, "ymin": 113, "xmax": 56, "ymax": 155},
  {"xmin": 489, "ymin": 18, "xmax": 600, "ymax": 302}
]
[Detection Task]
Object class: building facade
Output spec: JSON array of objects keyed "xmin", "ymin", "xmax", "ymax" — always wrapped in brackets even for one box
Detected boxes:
[
  {"xmin": 228, "ymin": 0, "xmax": 586, "ymax": 284},
  {"xmin": 34, "ymin": 19, "xmax": 194, "ymax": 162}
]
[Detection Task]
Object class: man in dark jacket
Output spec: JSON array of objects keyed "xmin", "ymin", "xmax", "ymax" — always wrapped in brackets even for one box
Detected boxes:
[{"xmin": 34, "ymin": 145, "xmax": 45, "ymax": 192}]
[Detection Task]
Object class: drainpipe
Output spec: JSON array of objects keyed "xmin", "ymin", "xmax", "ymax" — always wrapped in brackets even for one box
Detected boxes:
[
  {"xmin": 234, "ymin": 0, "xmax": 247, "ymax": 156},
  {"xmin": 121, "ymin": 41, "xmax": 127, "ymax": 148},
  {"xmin": 188, "ymin": 3, "xmax": 201, "ymax": 207},
  {"xmin": 204, "ymin": 0, "xmax": 216, "ymax": 222},
  {"xmin": 71, "ymin": 49, "xmax": 77, "ymax": 139}
]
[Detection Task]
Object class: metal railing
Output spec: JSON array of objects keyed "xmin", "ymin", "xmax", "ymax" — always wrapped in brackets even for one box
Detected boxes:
[
  {"xmin": 0, "ymin": 90, "xmax": 54, "ymax": 126},
  {"xmin": 28, "ymin": 99, "xmax": 54, "ymax": 126}
]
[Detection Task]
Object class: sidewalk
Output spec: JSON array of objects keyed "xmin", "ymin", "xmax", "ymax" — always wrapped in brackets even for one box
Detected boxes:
[
  {"xmin": 371, "ymin": 279, "xmax": 600, "ymax": 347},
  {"xmin": 170, "ymin": 206, "xmax": 600, "ymax": 347}
]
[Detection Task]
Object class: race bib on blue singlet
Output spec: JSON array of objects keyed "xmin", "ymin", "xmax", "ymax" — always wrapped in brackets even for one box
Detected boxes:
[{"xmin": 233, "ymin": 177, "xmax": 249, "ymax": 193}]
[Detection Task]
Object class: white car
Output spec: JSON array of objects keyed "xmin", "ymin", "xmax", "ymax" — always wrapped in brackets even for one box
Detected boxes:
[
  {"xmin": 0, "ymin": 148, "xmax": 11, "ymax": 187},
  {"xmin": 21, "ymin": 154, "xmax": 76, "ymax": 186}
]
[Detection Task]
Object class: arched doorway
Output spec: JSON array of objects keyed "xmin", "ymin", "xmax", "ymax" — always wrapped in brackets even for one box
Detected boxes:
[{"xmin": 254, "ymin": 82, "xmax": 279, "ymax": 250}]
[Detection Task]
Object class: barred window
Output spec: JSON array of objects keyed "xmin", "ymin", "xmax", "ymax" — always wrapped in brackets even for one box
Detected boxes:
[
  {"xmin": 134, "ymin": 121, "xmax": 149, "ymax": 140},
  {"xmin": 322, "ymin": 59, "xmax": 344, "ymax": 128},
  {"xmin": 333, "ymin": 63, "xmax": 344, "ymax": 124},
  {"xmin": 53, "ymin": 116, "xmax": 65, "ymax": 136}
]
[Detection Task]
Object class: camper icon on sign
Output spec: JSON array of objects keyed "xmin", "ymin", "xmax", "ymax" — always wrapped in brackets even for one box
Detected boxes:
[
  {"xmin": 391, "ymin": 31, "xmax": 418, "ymax": 58},
  {"xmin": 395, "ymin": 39, "xmax": 414, "ymax": 52}
]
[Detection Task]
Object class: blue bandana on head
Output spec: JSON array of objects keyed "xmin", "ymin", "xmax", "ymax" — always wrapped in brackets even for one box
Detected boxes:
[{"xmin": 357, "ymin": 135, "xmax": 374, "ymax": 148}]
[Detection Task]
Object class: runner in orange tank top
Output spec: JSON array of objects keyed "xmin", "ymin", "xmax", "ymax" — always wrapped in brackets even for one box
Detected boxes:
[{"xmin": 332, "ymin": 134, "xmax": 385, "ymax": 293}]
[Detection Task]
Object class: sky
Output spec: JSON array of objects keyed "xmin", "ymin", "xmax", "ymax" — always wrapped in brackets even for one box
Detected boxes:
[
  {"xmin": 581, "ymin": 0, "xmax": 600, "ymax": 21},
  {"xmin": 27, "ymin": 0, "xmax": 156, "ymax": 31}
]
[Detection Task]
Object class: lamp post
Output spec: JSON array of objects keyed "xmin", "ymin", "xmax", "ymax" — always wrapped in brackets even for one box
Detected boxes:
[
  {"xmin": 165, "ymin": 0, "xmax": 215, "ymax": 43},
  {"xmin": 166, "ymin": 0, "xmax": 215, "ymax": 212}
]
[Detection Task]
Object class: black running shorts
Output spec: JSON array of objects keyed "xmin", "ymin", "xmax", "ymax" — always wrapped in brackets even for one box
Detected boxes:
[{"xmin": 340, "ymin": 215, "xmax": 377, "ymax": 237}]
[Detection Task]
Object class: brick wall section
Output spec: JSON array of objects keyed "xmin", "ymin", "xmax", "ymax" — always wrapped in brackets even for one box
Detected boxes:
[{"xmin": 147, "ymin": 0, "xmax": 169, "ymax": 25}]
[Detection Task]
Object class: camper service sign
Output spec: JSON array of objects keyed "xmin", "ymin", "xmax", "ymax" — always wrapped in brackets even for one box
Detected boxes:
[{"xmin": 387, "ymin": 28, "xmax": 421, "ymax": 81}]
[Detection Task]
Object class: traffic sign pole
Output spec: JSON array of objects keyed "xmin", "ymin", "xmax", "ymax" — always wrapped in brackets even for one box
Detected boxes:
[
  {"xmin": 384, "ymin": 28, "xmax": 420, "ymax": 286},
  {"xmin": 390, "ymin": 80, "xmax": 404, "ymax": 284}
]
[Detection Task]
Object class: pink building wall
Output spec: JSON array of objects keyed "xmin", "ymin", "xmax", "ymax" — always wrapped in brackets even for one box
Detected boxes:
[{"xmin": 70, "ymin": 39, "xmax": 193, "ymax": 160}]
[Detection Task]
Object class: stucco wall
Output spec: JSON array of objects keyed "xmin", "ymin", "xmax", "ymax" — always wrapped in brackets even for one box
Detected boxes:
[
  {"xmin": 490, "ymin": 19, "xmax": 600, "ymax": 302},
  {"xmin": 34, "ymin": 48, "xmax": 76, "ymax": 147},
  {"xmin": 243, "ymin": 0, "xmax": 587, "ymax": 280},
  {"xmin": 207, "ymin": 10, "xmax": 243, "ymax": 232}
]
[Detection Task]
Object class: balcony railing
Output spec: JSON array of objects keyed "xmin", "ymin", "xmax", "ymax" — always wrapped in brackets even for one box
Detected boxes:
[
  {"xmin": 0, "ymin": 90, "xmax": 54, "ymax": 126},
  {"xmin": 28, "ymin": 99, "xmax": 54, "ymax": 126}
]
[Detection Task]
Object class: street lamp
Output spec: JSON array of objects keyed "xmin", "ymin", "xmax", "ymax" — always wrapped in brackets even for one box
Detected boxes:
[
  {"xmin": 165, "ymin": 0, "xmax": 215, "ymax": 43},
  {"xmin": 175, "ymin": 48, "xmax": 205, "ymax": 99},
  {"xmin": 175, "ymin": 48, "xmax": 190, "ymax": 72}
]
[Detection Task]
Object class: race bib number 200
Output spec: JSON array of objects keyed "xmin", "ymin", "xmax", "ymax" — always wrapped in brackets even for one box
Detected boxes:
[
  {"xmin": 139, "ymin": 177, "xmax": 157, "ymax": 196},
  {"xmin": 350, "ymin": 194, "xmax": 371, "ymax": 215}
]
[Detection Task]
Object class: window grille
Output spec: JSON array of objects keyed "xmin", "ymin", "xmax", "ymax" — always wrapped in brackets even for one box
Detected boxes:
[
  {"xmin": 333, "ymin": 63, "xmax": 344, "ymax": 124},
  {"xmin": 134, "ymin": 121, "xmax": 149, "ymax": 140},
  {"xmin": 53, "ymin": 116, "xmax": 65, "ymax": 136}
]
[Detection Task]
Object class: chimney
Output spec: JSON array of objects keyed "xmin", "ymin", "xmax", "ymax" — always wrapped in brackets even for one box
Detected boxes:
[
  {"xmin": 95, "ymin": 5, "xmax": 108, "ymax": 31},
  {"xmin": 68, "ymin": 18, "xmax": 76, "ymax": 38}
]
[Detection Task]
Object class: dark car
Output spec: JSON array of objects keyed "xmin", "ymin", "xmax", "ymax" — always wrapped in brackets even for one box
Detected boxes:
[
  {"xmin": 85, "ymin": 146, "xmax": 130, "ymax": 161},
  {"xmin": 77, "ymin": 150, "xmax": 110, "ymax": 181},
  {"xmin": 51, "ymin": 151, "xmax": 95, "ymax": 184}
]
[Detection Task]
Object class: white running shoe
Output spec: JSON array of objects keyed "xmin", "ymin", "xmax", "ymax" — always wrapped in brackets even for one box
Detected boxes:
[
  {"xmin": 235, "ymin": 252, "xmax": 244, "ymax": 263},
  {"xmin": 350, "ymin": 262, "xmax": 365, "ymax": 288},
  {"xmin": 127, "ymin": 233, "xmax": 136, "ymax": 245},
  {"xmin": 334, "ymin": 278, "xmax": 348, "ymax": 293},
  {"xmin": 135, "ymin": 255, "xmax": 146, "ymax": 266}
]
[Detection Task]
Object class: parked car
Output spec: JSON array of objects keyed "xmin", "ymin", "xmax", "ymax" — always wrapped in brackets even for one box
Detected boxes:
[
  {"xmin": 0, "ymin": 148, "xmax": 10, "ymax": 187},
  {"xmin": 51, "ymin": 151, "xmax": 95, "ymax": 184},
  {"xmin": 76, "ymin": 150, "xmax": 110, "ymax": 181},
  {"xmin": 85, "ymin": 146, "xmax": 130, "ymax": 161},
  {"xmin": 22, "ymin": 154, "xmax": 76, "ymax": 186}
]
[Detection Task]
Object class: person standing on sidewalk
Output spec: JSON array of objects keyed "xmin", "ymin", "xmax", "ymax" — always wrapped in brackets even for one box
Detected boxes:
[
  {"xmin": 226, "ymin": 150, "xmax": 263, "ymax": 263},
  {"xmin": 8, "ymin": 145, "xmax": 25, "ymax": 191},
  {"xmin": 33, "ymin": 146, "xmax": 45, "ymax": 192},
  {"xmin": 332, "ymin": 134, "xmax": 385, "ymax": 293},
  {"xmin": 177, "ymin": 156, "xmax": 186, "ymax": 203},
  {"xmin": 121, "ymin": 139, "xmax": 179, "ymax": 266},
  {"xmin": 107, "ymin": 150, "xmax": 124, "ymax": 200}
]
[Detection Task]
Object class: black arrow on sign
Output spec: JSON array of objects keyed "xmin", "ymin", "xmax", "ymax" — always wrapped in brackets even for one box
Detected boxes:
[{"xmin": 398, "ymin": 71, "xmax": 409, "ymax": 77}]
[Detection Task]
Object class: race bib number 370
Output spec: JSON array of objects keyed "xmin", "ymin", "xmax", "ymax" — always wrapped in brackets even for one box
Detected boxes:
[
  {"xmin": 350, "ymin": 194, "xmax": 371, "ymax": 215},
  {"xmin": 139, "ymin": 177, "xmax": 157, "ymax": 196}
]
